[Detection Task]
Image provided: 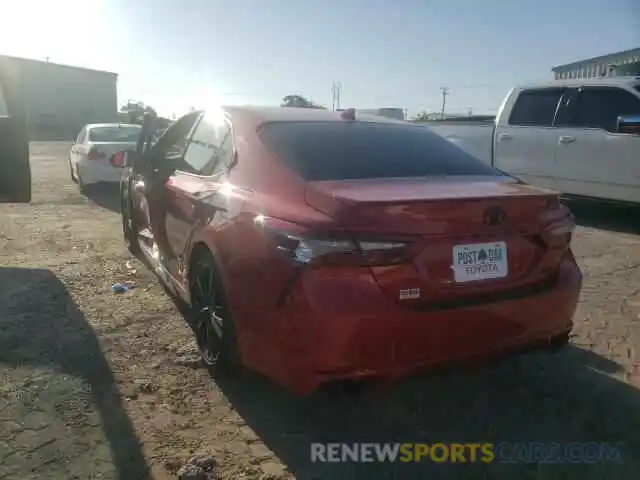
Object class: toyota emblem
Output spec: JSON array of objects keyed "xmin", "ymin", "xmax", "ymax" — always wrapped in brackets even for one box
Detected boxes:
[{"xmin": 483, "ymin": 206, "xmax": 507, "ymax": 226}]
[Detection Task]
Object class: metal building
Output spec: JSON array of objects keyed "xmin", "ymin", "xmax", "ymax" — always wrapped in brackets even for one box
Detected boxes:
[
  {"xmin": 552, "ymin": 47, "xmax": 640, "ymax": 80},
  {"xmin": 348, "ymin": 108, "xmax": 406, "ymax": 120},
  {"xmin": 0, "ymin": 54, "xmax": 118, "ymax": 140}
]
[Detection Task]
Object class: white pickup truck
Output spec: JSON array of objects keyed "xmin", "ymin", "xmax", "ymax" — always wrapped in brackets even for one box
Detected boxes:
[{"xmin": 425, "ymin": 76, "xmax": 640, "ymax": 205}]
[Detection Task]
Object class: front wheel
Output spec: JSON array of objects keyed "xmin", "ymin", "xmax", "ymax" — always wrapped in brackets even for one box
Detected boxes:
[{"xmin": 189, "ymin": 250, "xmax": 240, "ymax": 374}]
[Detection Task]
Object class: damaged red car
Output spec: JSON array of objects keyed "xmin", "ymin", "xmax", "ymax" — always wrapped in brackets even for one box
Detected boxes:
[{"xmin": 116, "ymin": 106, "xmax": 582, "ymax": 394}]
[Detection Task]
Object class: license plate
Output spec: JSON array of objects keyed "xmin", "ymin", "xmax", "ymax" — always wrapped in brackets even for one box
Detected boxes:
[{"xmin": 452, "ymin": 241, "xmax": 508, "ymax": 283}]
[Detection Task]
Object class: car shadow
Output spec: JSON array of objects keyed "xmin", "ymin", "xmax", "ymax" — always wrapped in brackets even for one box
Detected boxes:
[
  {"xmin": 84, "ymin": 183, "xmax": 121, "ymax": 213},
  {"xmin": 0, "ymin": 267, "xmax": 149, "ymax": 479},
  {"xmin": 212, "ymin": 344, "xmax": 640, "ymax": 479},
  {"xmin": 564, "ymin": 197, "xmax": 640, "ymax": 234}
]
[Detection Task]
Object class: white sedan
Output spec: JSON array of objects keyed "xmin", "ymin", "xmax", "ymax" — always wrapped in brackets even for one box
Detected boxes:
[{"xmin": 68, "ymin": 123, "xmax": 141, "ymax": 192}]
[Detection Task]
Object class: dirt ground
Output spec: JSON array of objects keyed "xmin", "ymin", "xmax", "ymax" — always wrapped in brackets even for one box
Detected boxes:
[{"xmin": 1, "ymin": 141, "xmax": 640, "ymax": 480}]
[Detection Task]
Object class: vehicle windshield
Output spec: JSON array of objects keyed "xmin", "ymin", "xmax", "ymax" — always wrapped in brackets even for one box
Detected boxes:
[
  {"xmin": 258, "ymin": 121, "xmax": 502, "ymax": 181},
  {"xmin": 88, "ymin": 125, "xmax": 141, "ymax": 142}
]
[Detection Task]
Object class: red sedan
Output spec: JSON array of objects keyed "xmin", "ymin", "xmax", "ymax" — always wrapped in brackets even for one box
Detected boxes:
[{"xmin": 116, "ymin": 106, "xmax": 582, "ymax": 394}]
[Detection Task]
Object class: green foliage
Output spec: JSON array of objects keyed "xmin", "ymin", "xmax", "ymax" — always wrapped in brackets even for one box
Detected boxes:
[{"xmin": 281, "ymin": 95, "xmax": 326, "ymax": 109}]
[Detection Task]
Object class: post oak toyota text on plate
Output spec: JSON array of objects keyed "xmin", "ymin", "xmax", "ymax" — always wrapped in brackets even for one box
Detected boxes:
[{"xmin": 116, "ymin": 106, "xmax": 582, "ymax": 394}]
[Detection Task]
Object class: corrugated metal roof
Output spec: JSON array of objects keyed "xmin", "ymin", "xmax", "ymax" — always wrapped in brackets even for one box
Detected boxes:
[
  {"xmin": 0, "ymin": 54, "xmax": 117, "ymax": 76},
  {"xmin": 552, "ymin": 47, "xmax": 640, "ymax": 71},
  {"xmin": 517, "ymin": 75, "xmax": 640, "ymax": 90}
]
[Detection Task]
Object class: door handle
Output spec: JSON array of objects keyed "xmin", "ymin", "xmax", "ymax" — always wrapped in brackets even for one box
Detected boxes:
[
  {"xmin": 558, "ymin": 136, "xmax": 576, "ymax": 145},
  {"xmin": 498, "ymin": 133, "xmax": 513, "ymax": 141}
]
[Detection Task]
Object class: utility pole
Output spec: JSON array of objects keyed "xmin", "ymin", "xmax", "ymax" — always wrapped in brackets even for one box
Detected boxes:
[
  {"xmin": 331, "ymin": 81, "xmax": 342, "ymax": 111},
  {"xmin": 440, "ymin": 87, "xmax": 449, "ymax": 119}
]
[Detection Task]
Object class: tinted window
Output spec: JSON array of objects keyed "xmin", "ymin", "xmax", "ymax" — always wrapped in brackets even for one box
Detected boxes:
[
  {"xmin": 258, "ymin": 121, "xmax": 501, "ymax": 182},
  {"xmin": 508, "ymin": 89, "xmax": 564, "ymax": 126},
  {"xmin": 571, "ymin": 88, "xmax": 640, "ymax": 132},
  {"xmin": 183, "ymin": 114, "xmax": 233, "ymax": 175},
  {"xmin": 88, "ymin": 126, "xmax": 141, "ymax": 142}
]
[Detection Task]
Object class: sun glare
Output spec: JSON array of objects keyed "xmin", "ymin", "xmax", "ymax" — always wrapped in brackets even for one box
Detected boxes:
[{"xmin": 1, "ymin": 1, "xmax": 106, "ymax": 62}]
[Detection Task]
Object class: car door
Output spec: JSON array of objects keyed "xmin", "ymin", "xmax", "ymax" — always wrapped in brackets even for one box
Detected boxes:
[
  {"xmin": 0, "ymin": 59, "xmax": 30, "ymax": 203},
  {"xmin": 129, "ymin": 112, "xmax": 201, "ymax": 263},
  {"xmin": 553, "ymin": 86, "xmax": 640, "ymax": 203},
  {"xmin": 163, "ymin": 112, "xmax": 236, "ymax": 282},
  {"xmin": 493, "ymin": 87, "xmax": 566, "ymax": 190}
]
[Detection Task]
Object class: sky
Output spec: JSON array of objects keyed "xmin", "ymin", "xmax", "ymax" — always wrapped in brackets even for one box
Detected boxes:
[{"xmin": 1, "ymin": 0, "xmax": 639, "ymax": 117}]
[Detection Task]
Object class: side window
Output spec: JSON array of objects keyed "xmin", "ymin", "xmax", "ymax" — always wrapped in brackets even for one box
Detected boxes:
[
  {"xmin": 183, "ymin": 117, "xmax": 217, "ymax": 173},
  {"xmin": 76, "ymin": 128, "xmax": 86, "ymax": 144},
  {"xmin": 201, "ymin": 122, "xmax": 233, "ymax": 176},
  {"xmin": 508, "ymin": 89, "xmax": 564, "ymax": 127},
  {"xmin": 157, "ymin": 112, "xmax": 200, "ymax": 158},
  {"xmin": 183, "ymin": 112, "xmax": 233, "ymax": 175},
  {"xmin": 570, "ymin": 88, "xmax": 640, "ymax": 132}
]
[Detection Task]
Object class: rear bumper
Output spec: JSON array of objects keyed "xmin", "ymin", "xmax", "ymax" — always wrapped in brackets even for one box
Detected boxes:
[
  {"xmin": 77, "ymin": 161, "xmax": 123, "ymax": 184},
  {"xmin": 267, "ymin": 251, "xmax": 581, "ymax": 394}
]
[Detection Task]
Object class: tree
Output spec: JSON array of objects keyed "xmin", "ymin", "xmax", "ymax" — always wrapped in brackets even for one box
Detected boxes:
[
  {"xmin": 412, "ymin": 110, "xmax": 442, "ymax": 122},
  {"xmin": 119, "ymin": 101, "xmax": 158, "ymax": 125},
  {"xmin": 281, "ymin": 95, "xmax": 326, "ymax": 109}
]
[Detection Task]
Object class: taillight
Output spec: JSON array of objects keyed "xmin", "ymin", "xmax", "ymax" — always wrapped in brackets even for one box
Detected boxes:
[
  {"xmin": 110, "ymin": 151, "xmax": 125, "ymax": 167},
  {"xmin": 255, "ymin": 215, "xmax": 410, "ymax": 266},
  {"xmin": 87, "ymin": 147, "xmax": 106, "ymax": 161},
  {"xmin": 540, "ymin": 215, "xmax": 575, "ymax": 249}
]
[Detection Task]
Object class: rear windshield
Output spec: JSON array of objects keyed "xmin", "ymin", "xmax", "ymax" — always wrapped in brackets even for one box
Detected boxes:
[
  {"xmin": 257, "ymin": 121, "xmax": 500, "ymax": 181},
  {"xmin": 88, "ymin": 126, "xmax": 141, "ymax": 142}
]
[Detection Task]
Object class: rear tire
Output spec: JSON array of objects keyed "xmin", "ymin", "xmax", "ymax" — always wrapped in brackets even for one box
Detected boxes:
[
  {"xmin": 121, "ymin": 182, "xmax": 140, "ymax": 255},
  {"xmin": 189, "ymin": 249, "xmax": 240, "ymax": 375}
]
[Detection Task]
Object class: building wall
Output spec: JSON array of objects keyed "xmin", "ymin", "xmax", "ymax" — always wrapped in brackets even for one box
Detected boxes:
[
  {"xmin": 0, "ymin": 56, "xmax": 118, "ymax": 140},
  {"xmin": 552, "ymin": 48, "xmax": 640, "ymax": 80},
  {"xmin": 356, "ymin": 108, "xmax": 405, "ymax": 120}
]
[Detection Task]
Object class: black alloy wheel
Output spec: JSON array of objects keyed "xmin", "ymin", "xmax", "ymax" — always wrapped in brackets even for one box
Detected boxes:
[
  {"xmin": 121, "ymin": 182, "xmax": 140, "ymax": 254},
  {"xmin": 189, "ymin": 252, "xmax": 239, "ymax": 372}
]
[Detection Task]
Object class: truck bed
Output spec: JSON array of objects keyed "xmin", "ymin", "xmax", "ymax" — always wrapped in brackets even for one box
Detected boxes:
[{"xmin": 418, "ymin": 121, "xmax": 496, "ymax": 165}]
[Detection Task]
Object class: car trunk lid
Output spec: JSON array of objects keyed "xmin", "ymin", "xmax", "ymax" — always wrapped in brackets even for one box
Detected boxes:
[{"xmin": 305, "ymin": 176, "xmax": 572, "ymax": 306}]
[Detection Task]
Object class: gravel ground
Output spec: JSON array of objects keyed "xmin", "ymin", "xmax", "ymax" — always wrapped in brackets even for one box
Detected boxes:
[{"xmin": 1, "ymin": 141, "xmax": 640, "ymax": 479}]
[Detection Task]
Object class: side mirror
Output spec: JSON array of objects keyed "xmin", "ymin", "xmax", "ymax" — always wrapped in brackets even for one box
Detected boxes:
[{"xmin": 617, "ymin": 115, "xmax": 640, "ymax": 135}]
